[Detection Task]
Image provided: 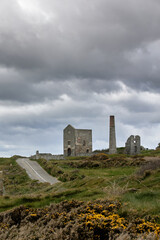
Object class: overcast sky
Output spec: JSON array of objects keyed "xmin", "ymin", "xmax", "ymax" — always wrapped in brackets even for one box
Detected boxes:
[{"xmin": 0, "ymin": 0, "xmax": 160, "ymax": 157}]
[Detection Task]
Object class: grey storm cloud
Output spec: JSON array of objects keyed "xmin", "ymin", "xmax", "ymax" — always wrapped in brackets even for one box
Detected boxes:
[
  {"xmin": 0, "ymin": 0, "xmax": 160, "ymax": 156},
  {"xmin": 0, "ymin": 0, "xmax": 160, "ymax": 87}
]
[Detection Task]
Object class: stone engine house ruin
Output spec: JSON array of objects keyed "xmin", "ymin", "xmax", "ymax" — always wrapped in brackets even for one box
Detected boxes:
[
  {"xmin": 63, "ymin": 124, "xmax": 92, "ymax": 157},
  {"xmin": 125, "ymin": 135, "xmax": 141, "ymax": 155}
]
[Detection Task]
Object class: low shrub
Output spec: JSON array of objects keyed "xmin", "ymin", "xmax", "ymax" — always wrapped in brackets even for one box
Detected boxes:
[
  {"xmin": 87, "ymin": 153, "xmax": 109, "ymax": 161},
  {"xmin": 136, "ymin": 159, "xmax": 160, "ymax": 177},
  {"xmin": 66, "ymin": 157, "xmax": 147, "ymax": 169},
  {"xmin": 58, "ymin": 170, "xmax": 85, "ymax": 182},
  {"xmin": 0, "ymin": 200, "xmax": 159, "ymax": 239}
]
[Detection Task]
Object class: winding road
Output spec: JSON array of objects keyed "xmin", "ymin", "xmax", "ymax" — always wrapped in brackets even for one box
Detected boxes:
[{"xmin": 16, "ymin": 158, "xmax": 59, "ymax": 185}]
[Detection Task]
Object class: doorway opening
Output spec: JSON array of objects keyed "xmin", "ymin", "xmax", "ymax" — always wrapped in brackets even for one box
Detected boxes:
[{"xmin": 67, "ymin": 148, "xmax": 71, "ymax": 156}]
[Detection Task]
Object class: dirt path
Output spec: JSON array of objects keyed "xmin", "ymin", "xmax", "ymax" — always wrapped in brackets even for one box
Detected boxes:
[{"xmin": 16, "ymin": 158, "xmax": 59, "ymax": 185}]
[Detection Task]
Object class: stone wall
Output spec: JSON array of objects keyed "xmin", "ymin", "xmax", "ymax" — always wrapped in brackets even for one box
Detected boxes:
[
  {"xmin": 63, "ymin": 124, "xmax": 92, "ymax": 157},
  {"xmin": 125, "ymin": 135, "xmax": 141, "ymax": 155},
  {"xmin": 31, "ymin": 152, "xmax": 64, "ymax": 160},
  {"xmin": 75, "ymin": 129, "xmax": 92, "ymax": 156},
  {"xmin": 63, "ymin": 125, "xmax": 76, "ymax": 157}
]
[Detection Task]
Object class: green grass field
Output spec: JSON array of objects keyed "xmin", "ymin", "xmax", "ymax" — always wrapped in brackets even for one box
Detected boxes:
[{"xmin": 0, "ymin": 152, "xmax": 160, "ymax": 221}]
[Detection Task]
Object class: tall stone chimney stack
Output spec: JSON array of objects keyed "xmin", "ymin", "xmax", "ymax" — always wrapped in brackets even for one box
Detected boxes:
[{"xmin": 109, "ymin": 115, "xmax": 117, "ymax": 154}]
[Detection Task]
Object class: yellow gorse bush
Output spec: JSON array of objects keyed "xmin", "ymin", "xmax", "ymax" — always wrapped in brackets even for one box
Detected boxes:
[{"xmin": 0, "ymin": 200, "xmax": 159, "ymax": 239}]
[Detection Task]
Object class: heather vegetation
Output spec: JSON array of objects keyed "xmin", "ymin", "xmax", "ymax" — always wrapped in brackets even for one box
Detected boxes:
[{"xmin": 0, "ymin": 150, "xmax": 160, "ymax": 239}]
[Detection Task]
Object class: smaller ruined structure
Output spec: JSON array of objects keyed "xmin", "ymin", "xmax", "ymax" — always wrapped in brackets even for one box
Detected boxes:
[
  {"xmin": 109, "ymin": 116, "xmax": 117, "ymax": 154},
  {"xmin": 64, "ymin": 124, "xmax": 92, "ymax": 157},
  {"xmin": 31, "ymin": 151, "xmax": 64, "ymax": 160},
  {"xmin": 125, "ymin": 135, "xmax": 141, "ymax": 155}
]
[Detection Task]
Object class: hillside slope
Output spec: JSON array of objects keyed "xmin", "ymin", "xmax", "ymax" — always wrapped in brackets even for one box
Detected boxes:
[{"xmin": 0, "ymin": 153, "xmax": 160, "ymax": 239}]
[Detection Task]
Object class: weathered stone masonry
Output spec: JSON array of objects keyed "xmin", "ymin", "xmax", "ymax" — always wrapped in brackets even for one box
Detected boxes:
[
  {"xmin": 125, "ymin": 135, "xmax": 141, "ymax": 155},
  {"xmin": 31, "ymin": 151, "xmax": 64, "ymax": 160},
  {"xmin": 109, "ymin": 116, "xmax": 117, "ymax": 154},
  {"xmin": 63, "ymin": 124, "xmax": 92, "ymax": 157}
]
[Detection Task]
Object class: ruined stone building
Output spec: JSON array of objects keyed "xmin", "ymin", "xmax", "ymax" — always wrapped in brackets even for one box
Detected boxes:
[
  {"xmin": 125, "ymin": 135, "xmax": 141, "ymax": 155},
  {"xmin": 30, "ymin": 151, "xmax": 64, "ymax": 160},
  {"xmin": 63, "ymin": 125, "xmax": 92, "ymax": 157}
]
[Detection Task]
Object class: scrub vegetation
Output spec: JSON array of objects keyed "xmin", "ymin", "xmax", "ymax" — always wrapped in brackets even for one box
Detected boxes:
[{"xmin": 0, "ymin": 150, "xmax": 160, "ymax": 239}]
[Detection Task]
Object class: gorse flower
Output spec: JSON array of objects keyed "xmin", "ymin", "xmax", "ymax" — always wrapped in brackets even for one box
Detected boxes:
[{"xmin": 0, "ymin": 200, "xmax": 159, "ymax": 239}]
